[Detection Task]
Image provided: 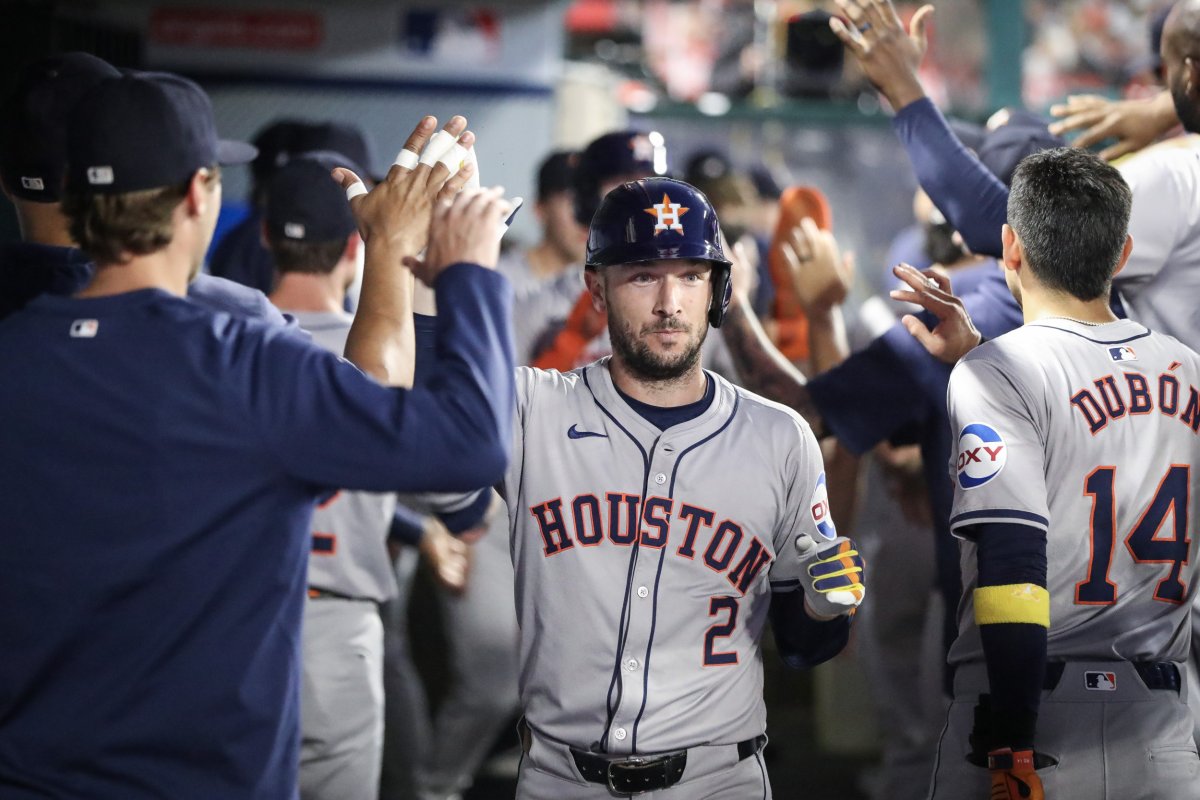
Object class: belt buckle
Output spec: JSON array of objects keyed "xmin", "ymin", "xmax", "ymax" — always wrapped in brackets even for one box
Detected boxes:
[{"xmin": 606, "ymin": 755, "xmax": 662, "ymax": 795}]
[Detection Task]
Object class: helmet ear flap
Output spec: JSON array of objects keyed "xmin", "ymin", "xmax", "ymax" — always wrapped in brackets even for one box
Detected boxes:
[{"xmin": 709, "ymin": 265, "xmax": 733, "ymax": 328}]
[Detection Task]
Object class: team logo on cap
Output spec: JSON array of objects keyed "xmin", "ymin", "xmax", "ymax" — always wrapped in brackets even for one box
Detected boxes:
[
  {"xmin": 955, "ymin": 422, "xmax": 1007, "ymax": 489},
  {"xmin": 644, "ymin": 193, "xmax": 689, "ymax": 235},
  {"xmin": 1109, "ymin": 346, "xmax": 1137, "ymax": 362},
  {"xmin": 20, "ymin": 177, "xmax": 45, "ymax": 191},
  {"xmin": 1085, "ymin": 671, "xmax": 1116, "ymax": 691},
  {"xmin": 810, "ymin": 472, "xmax": 837, "ymax": 540},
  {"xmin": 70, "ymin": 319, "xmax": 99, "ymax": 338},
  {"xmin": 284, "ymin": 222, "xmax": 306, "ymax": 239},
  {"xmin": 86, "ymin": 166, "xmax": 114, "ymax": 186}
]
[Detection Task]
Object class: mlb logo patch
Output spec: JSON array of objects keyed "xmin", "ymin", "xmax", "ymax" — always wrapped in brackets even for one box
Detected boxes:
[
  {"xmin": 955, "ymin": 423, "xmax": 1007, "ymax": 490},
  {"xmin": 284, "ymin": 222, "xmax": 306, "ymax": 239},
  {"xmin": 69, "ymin": 319, "xmax": 99, "ymax": 338},
  {"xmin": 1084, "ymin": 671, "xmax": 1117, "ymax": 691},
  {"xmin": 1109, "ymin": 346, "xmax": 1137, "ymax": 362},
  {"xmin": 87, "ymin": 166, "xmax": 114, "ymax": 185},
  {"xmin": 20, "ymin": 176, "xmax": 45, "ymax": 191}
]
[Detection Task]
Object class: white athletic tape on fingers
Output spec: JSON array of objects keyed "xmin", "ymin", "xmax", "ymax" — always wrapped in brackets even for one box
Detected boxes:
[
  {"xmin": 419, "ymin": 130, "xmax": 458, "ymax": 167},
  {"xmin": 437, "ymin": 143, "xmax": 469, "ymax": 175},
  {"xmin": 393, "ymin": 149, "xmax": 419, "ymax": 170},
  {"xmin": 345, "ymin": 181, "xmax": 368, "ymax": 201}
]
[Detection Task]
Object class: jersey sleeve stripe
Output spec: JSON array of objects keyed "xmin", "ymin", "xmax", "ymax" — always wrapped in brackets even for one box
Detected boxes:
[{"xmin": 950, "ymin": 508, "xmax": 1049, "ymax": 534}]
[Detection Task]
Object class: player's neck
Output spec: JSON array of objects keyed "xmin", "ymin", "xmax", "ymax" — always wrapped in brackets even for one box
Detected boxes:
[
  {"xmin": 270, "ymin": 272, "xmax": 347, "ymax": 314},
  {"xmin": 609, "ymin": 358, "xmax": 707, "ymax": 407},
  {"xmin": 1020, "ymin": 287, "xmax": 1118, "ymax": 326},
  {"xmin": 16, "ymin": 200, "xmax": 75, "ymax": 248},
  {"xmin": 76, "ymin": 250, "xmax": 191, "ymax": 299}
]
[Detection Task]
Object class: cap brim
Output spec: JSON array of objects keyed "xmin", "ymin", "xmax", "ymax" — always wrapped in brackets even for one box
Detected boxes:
[{"xmin": 217, "ymin": 139, "xmax": 258, "ymax": 165}]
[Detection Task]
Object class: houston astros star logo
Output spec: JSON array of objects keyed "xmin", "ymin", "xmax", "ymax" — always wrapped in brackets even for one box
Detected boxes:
[{"xmin": 644, "ymin": 193, "xmax": 689, "ymax": 235}]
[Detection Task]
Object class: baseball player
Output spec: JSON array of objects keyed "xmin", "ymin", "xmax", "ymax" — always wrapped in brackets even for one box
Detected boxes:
[
  {"xmin": 897, "ymin": 148, "xmax": 1200, "ymax": 799},
  {"xmin": 0, "ymin": 53, "xmax": 293, "ymax": 327},
  {"xmin": 415, "ymin": 176, "xmax": 866, "ymax": 798},
  {"xmin": 0, "ymin": 68, "xmax": 513, "ymax": 799},
  {"xmin": 263, "ymin": 154, "xmax": 493, "ymax": 799},
  {"xmin": 833, "ymin": 0, "xmax": 1200, "ymax": 743},
  {"xmin": 209, "ymin": 118, "xmax": 376, "ymax": 297}
]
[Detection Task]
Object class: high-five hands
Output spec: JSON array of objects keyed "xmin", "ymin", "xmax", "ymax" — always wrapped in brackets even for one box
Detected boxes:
[
  {"xmin": 890, "ymin": 263, "xmax": 981, "ymax": 364},
  {"xmin": 829, "ymin": 0, "xmax": 935, "ymax": 111}
]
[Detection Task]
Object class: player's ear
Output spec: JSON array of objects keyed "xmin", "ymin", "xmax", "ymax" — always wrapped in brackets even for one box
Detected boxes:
[
  {"xmin": 1112, "ymin": 233, "xmax": 1133, "ymax": 277},
  {"xmin": 185, "ymin": 169, "xmax": 211, "ymax": 218},
  {"xmin": 342, "ymin": 232, "xmax": 361, "ymax": 262},
  {"xmin": 584, "ymin": 267, "xmax": 606, "ymax": 314},
  {"xmin": 1000, "ymin": 224, "xmax": 1022, "ymax": 274},
  {"xmin": 259, "ymin": 219, "xmax": 270, "ymax": 249}
]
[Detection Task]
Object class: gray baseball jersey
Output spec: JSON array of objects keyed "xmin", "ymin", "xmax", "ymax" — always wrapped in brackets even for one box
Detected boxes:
[
  {"xmin": 502, "ymin": 360, "xmax": 834, "ymax": 754},
  {"xmin": 1116, "ymin": 136, "xmax": 1200, "ymax": 348},
  {"xmin": 945, "ymin": 318, "xmax": 1200, "ymax": 666},
  {"xmin": 294, "ymin": 310, "xmax": 400, "ymax": 603}
]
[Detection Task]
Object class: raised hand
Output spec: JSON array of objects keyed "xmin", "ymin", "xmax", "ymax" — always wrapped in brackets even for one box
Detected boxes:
[
  {"xmin": 405, "ymin": 186, "xmax": 514, "ymax": 285},
  {"xmin": 780, "ymin": 217, "xmax": 855, "ymax": 313},
  {"xmin": 333, "ymin": 115, "xmax": 475, "ymax": 256},
  {"xmin": 1049, "ymin": 91, "xmax": 1179, "ymax": 161},
  {"xmin": 829, "ymin": 0, "xmax": 934, "ymax": 111},
  {"xmin": 889, "ymin": 263, "xmax": 981, "ymax": 364}
]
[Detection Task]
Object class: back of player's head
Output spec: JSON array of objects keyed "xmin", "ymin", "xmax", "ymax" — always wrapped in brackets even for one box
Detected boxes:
[
  {"xmin": 574, "ymin": 130, "xmax": 667, "ymax": 226},
  {"xmin": 264, "ymin": 154, "xmax": 359, "ymax": 275},
  {"xmin": 61, "ymin": 71, "xmax": 255, "ymax": 264},
  {"xmin": 0, "ymin": 53, "xmax": 121, "ymax": 203},
  {"xmin": 1007, "ymin": 147, "xmax": 1131, "ymax": 301}
]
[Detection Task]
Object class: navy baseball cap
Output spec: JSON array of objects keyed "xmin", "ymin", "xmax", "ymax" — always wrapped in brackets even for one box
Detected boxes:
[
  {"xmin": 0, "ymin": 53, "xmax": 121, "ymax": 202},
  {"xmin": 264, "ymin": 156, "xmax": 357, "ymax": 243},
  {"xmin": 65, "ymin": 71, "xmax": 257, "ymax": 194},
  {"xmin": 251, "ymin": 119, "xmax": 376, "ymax": 187},
  {"xmin": 978, "ymin": 109, "xmax": 1065, "ymax": 187}
]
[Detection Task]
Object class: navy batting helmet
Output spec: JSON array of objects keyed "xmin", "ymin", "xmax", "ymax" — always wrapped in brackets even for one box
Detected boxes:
[{"xmin": 586, "ymin": 177, "xmax": 733, "ymax": 328}]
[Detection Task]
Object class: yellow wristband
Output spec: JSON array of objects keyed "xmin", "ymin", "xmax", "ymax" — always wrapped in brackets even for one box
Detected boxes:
[{"xmin": 974, "ymin": 583, "xmax": 1049, "ymax": 627}]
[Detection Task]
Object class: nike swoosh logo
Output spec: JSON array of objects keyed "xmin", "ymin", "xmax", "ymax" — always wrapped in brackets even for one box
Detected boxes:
[{"xmin": 567, "ymin": 424, "xmax": 608, "ymax": 440}]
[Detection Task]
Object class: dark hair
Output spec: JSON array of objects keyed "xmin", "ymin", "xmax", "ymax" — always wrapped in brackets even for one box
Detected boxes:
[
  {"xmin": 62, "ymin": 167, "xmax": 219, "ymax": 265},
  {"xmin": 268, "ymin": 236, "xmax": 347, "ymax": 275},
  {"xmin": 1006, "ymin": 147, "xmax": 1131, "ymax": 301}
]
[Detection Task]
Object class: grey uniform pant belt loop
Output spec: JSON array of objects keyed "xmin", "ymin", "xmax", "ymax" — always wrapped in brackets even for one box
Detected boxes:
[{"xmin": 567, "ymin": 735, "xmax": 765, "ymax": 794}]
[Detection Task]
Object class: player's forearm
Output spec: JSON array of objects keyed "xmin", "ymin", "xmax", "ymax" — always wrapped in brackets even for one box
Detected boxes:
[
  {"xmin": 893, "ymin": 98, "xmax": 1009, "ymax": 258},
  {"xmin": 722, "ymin": 300, "xmax": 826, "ymax": 435},
  {"xmin": 805, "ymin": 306, "xmax": 849, "ymax": 376},
  {"xmin": 345, "ymin": 240, "xmax": 417, "ymax": 387},
  {"xmin": 972, "ymin": 522, "xmax": 1050, "ymax": 750}
]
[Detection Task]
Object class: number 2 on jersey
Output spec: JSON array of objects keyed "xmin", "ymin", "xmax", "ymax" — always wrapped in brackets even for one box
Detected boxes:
[
  {"xmin": 704, "ymin": 596, "xmax": 739, "ymax": 666},
  {"xmin": 1076, "ymin": 465, "xmax": 1191, "ymax": 605}
]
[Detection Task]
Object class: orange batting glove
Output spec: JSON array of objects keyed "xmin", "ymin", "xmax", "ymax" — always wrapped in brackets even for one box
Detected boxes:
[{"xmin": 988, "ymin": 748, "xmax": 1044, "ymax": 800}]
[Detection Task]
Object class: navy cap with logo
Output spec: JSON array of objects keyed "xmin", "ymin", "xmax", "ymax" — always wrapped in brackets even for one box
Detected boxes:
[
  {"xmin": 65, "ymin": 71, "xmax": 257, "ymax": 195},
  {"xmin": 264, "ymin": 156, "xmax": 358, "ymax": 244},
  {"xmin": 0, "ymin": 53, "xmax": 122, "ymax": 202},
  {"xmin": 574, "ymin": 130, "xmax": 667, "ymax": 225}
]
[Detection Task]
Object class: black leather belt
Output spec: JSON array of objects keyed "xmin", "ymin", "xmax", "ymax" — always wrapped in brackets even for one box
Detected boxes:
[
  {"xmin": 570, "ymin": 735, "xmax": 764, "ymax": 795},
  {"xmin": 1043, "ymin": 661, "xmax": 1181, "ymax": 693}
]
